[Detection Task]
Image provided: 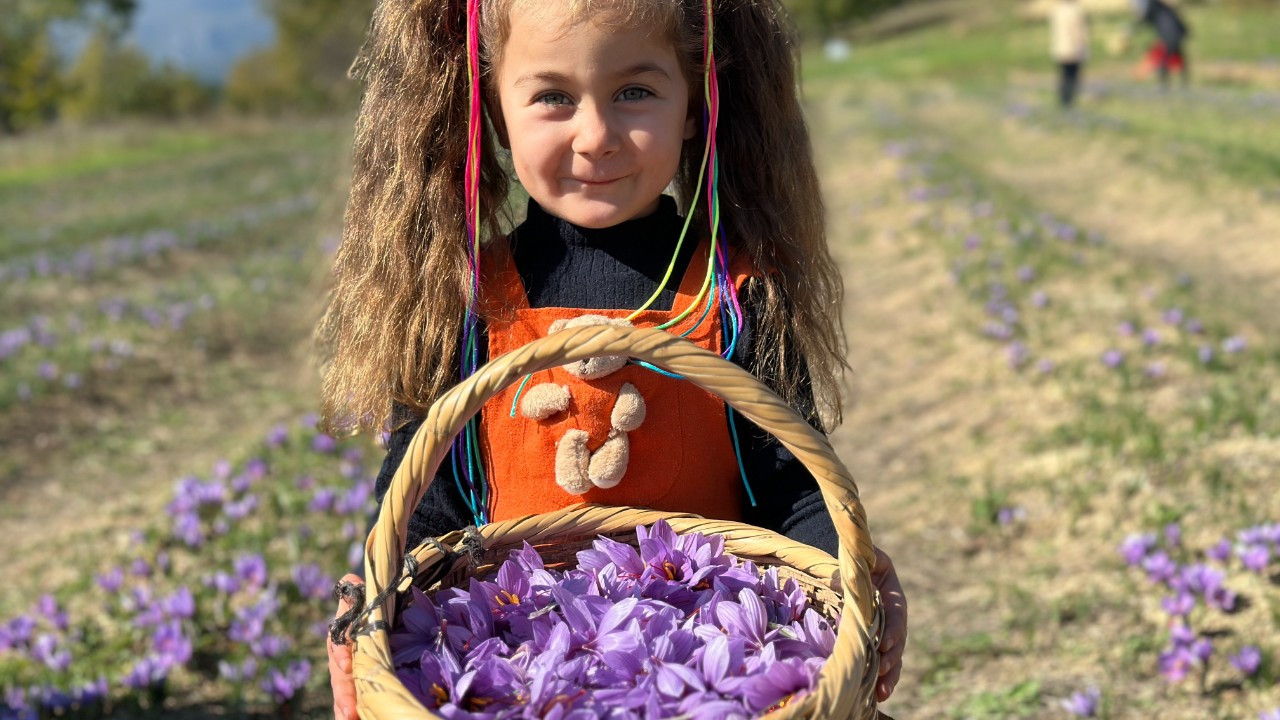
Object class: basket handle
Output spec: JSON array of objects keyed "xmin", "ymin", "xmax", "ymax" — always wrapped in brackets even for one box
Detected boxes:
[{"xmin": 363, "ymin": 323, "xmax": 878, "ymax": 634}]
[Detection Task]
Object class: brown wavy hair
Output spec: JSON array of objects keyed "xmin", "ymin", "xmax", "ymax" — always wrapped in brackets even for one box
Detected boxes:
[{"xmin": 319, "ymin": 0, "xmax": 846, "ymax": 434}]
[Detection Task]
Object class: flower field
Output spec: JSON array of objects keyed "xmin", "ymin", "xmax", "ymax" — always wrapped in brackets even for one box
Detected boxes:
[{"xmin": 2, "ymin": 3, "xmax": 1279, "ymax": 718}]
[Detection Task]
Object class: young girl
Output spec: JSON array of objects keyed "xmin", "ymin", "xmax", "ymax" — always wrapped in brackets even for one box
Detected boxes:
[{"xmin": 323, "ymin": 0, "xmax": 907, "ymax": 715}]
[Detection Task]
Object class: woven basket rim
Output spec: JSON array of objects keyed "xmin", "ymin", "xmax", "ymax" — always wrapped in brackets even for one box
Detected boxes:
[{"xmin": 353, "ymin": 325, "xmax": 883, "ymax": 719}]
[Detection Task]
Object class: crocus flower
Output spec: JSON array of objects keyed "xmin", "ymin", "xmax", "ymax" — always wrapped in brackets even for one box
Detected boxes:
[
  {"xmin": 266, "ymin": 424, "xmax": 289, "ymax": 448},
  {"xmin": 1031, "ymin": 291, "xmax": 1049, "ymax": 308},
  {"xmin": 1006, "ymin": 342, "xmax": 1030, "ymax": 370},
  {"xmin": 1230, "ymin": 646, "xmax": 1261, "ymax": 676},
  {"xmin": 1142, "ymin": 551, "xmax": 1177, "ymax": 584},
  {"xmin": 1102, "ymin": 349, "xmax": 1125, "ymax": 369},
  {"xmin": 1198, "ymin": 345, "xmax": 1214, "ymax": 365},
  {"xmin": 311, "ymin": 433, "xmax": 339, "ymax": 454},
  {"xmin": 234, "ymin": 553, "xmax": 268, "ymax": 588},
  {"xmin": 1240, "ymin": 545, "xmax": 1271, "ymax": 573},
  {"xmin": 1161, "ymin": 592, "xmax": 1195, "ymax": 617},
  {"xmin": 1059, "ymin": 686, "xmax": 1100, "ymax": 717},
  {"xmin": 1222, "ymin": 335, "xmax": 1247, "ymax": 354},
  {"xmin": 1158, "ymin": 646, "xmax": 1196, "ymax": 682},
  {"xmin": 1206, "ymin": 539, "xmax": 1232, "ymax": 563}
]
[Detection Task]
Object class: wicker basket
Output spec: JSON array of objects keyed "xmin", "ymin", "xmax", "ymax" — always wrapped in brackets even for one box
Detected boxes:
[{"xmin": 351, "ymin": 324, "xmax": 885, "ymax": 719}]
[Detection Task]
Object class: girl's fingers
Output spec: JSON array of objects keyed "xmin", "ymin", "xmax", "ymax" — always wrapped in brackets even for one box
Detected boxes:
[{"xmin": 328, "ymin": 574, "xmax": 363, "ymax": 720}]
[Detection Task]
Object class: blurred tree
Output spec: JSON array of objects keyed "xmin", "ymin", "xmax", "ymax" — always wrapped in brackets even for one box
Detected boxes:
[
  {"xmin": 59, "ymin": 26, "xmax": 214, "ymax": 122},
  {"xmin": 0, "ymin": 0, "xmax": 137, "ymax": 132},
  {"xmin": 226, "ymin": 0, "xmax": 373, "ymax": 114},
  {"xmin": 784, "ymin": 0, "xmax": 911, "ymax": 39}
]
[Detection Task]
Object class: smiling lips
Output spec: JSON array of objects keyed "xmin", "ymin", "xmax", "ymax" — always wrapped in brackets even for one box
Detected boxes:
[{"xmin": 570, "ymin": 175, "xmax": 626, "ymax": 185}]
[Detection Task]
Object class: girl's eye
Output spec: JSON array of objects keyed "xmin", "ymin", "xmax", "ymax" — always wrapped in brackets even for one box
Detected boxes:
[
  {"xmin": 537, "ymin": 92, "xmax": 572, "ymax": 107},
  {"xmin": 617, "ymin": 87, "xmax": 652, "ymax": 102}
]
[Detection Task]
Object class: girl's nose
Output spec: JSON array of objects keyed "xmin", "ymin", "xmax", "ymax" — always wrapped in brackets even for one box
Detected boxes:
[{"xmin": 570, "ymin": 104, "xmax": 620, "ymax": 158}]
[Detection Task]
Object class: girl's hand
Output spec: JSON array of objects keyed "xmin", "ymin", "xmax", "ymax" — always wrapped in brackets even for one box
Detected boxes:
[
  {"xmin": 327, "ymin": 573, "xmax": 362, "ymax": 720},
  {"xmin": 872, "ymin": 546, "xmax": 908, "ymax": 702}
]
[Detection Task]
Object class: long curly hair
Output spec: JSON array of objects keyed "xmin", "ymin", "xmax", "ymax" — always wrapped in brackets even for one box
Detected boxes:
[{"xmin": 318, "ymin": 0, "xmax": 846, "ymax": 434}]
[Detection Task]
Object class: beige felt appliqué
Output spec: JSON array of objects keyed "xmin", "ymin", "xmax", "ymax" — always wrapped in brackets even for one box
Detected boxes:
[
  {"xmin": 519, "ymin": 383, "xmax": 571, "ymax": 420},
  {"xmin": 548, "ymin": 315, "xmax": 632, "ymax": 380},
  {"xmin": 554, "ymin": 429, "xmax": 592, "ymax": 494},
  {"xmin": 544, "ymin": 315, "xmax": 652, "ymax": 495},
  {"xmin": 587, "ymin": 431, "xmax": 629, "ymax": 489},
  {"xmin": 610, "ymin": 382, "xmax": 646, "ymax": 432}
]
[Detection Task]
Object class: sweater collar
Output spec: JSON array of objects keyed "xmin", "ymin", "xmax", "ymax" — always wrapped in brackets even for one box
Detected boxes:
[{"xmin": 524, "ymin": 195, "xmax": 684, "ymax": 251}]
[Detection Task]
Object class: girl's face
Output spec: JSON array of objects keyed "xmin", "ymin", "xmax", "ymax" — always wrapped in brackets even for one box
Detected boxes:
[{"xmin": 495, "ymin": 3, "xmax": 696, "ymax": 229}]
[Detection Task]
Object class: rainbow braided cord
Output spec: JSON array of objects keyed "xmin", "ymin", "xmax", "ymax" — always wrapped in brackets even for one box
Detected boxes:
[{"xmin": 453, "ymin": 0, "xmax": 489, "ymax": 526}]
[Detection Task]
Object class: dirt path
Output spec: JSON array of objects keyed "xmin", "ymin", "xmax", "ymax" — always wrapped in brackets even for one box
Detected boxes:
[{"xmin": 919, "ymin": 84, "xmax": 1280, "ymax": 331}]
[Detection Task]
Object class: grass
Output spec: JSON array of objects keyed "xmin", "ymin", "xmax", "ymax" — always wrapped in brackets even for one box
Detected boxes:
[{"xmin": 2, "ymin": 1, "xmax": 1279, "ymax": 717}]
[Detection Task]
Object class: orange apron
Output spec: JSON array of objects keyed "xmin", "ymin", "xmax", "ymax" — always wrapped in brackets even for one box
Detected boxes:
[{"xmin": 478, "ymin": 238, "xmax": 750, "ymax": 522}]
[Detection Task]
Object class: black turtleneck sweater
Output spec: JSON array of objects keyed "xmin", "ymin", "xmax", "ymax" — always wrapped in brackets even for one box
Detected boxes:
[{"xmin": 371, "ymin": 197, "xmax": 839, "ymax": 556}]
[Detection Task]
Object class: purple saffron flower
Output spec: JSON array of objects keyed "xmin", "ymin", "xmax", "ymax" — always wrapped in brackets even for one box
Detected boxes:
[
  {"xmin": 250, "ymin": 634, "xmax": 291, "ymax": 658},
  {"xmin": 1222, "ymin": 335, "xmax": 1247, "ymax": 354},
  {"xmin": 1240, "ymin": 545, "xmax": 1271, "ymax": 573},
  {"xmin": 162, "ymin": 587, "xmax": 195, "ymax": 619},
  {"xmin": 292, "ymin": 564, "xmax": 334, "ymax": 601},
  {"xmin": 308, "ymin": 487, "xmax": 337, "ymax": 513},
  {"xmin": 36, "ymin": 595, "xmax": 68, "ymax": 631},
  {"xmin": 1119, "ymin": 533, "xmax": 1157, "ymax": 566},
  {"xmin": 32, "ymin": 634, "xmax": 71, "ymax": 672},
  {"xmin": 1183, "ymin": 317, "xmax": 1204, "ymax": 334},
  {"xmin": 1190, "ymin": 637, "xmax": 1213, "ymax": 663},
  {"xmin": 96, "ymin": 567, "xmax": 125, "ymax": 593},
  {"xmin": 1142, "ymin": 551, "xmax": 1177, "ymax": 584},
  {"xmin": 1117, "ymin": 321, "xmax": 1136, "ymax": 337},
  {"xmin": 1161, "ymin": 592, "xmax": 1195, "ymax": 617},
  {"xmin": 1141, "ymin": 328, "xmax": 1161, "ymax": 347},
  {"xmin": 1230, "ymin": 646, "xmax": 1261, "ymax": 676},
  {"xmin": 1007, "ymin": 342, "xmax": 1030, "ymax": 370},
  {"xmin": 1261, "ymin": 710, "xmax": 1280, "ymax": 720},
  {"xmin": 1158, "ymin": 646, "xmax": 1197, "ymax": 682},
  {"xmin": 1207, "ymin": 538, "xmax": 1232, "ymax": 563},
  {"xmin": 1036, "ymin": 358, "xmax": 1055, "ymax": 374},
  {"xmin": 212, "ymin": 459, "xmax": 233, "ymax": 479},
  {"xmin": 153, "ymin": 620, "xmax": 193, "ymax": 665},
  {"xmin": 1059, "ymin": 686, "xmax": 1100, "ymax": 717},
  {"xmin": 234, "ymin": 553, "xmax": 268, "ymax": 588},
  {"xmin": 1031, "ymin": 290, "xmax": 1049, "ymax": 308},
  {"xmin": 311, "ymin": 433, "xmax": 339, "ymax": 454},
  {"xmin": 260, "ymin": 660, "xmax": 311, "ymax": 703},
  {"xmin": 266, "ymin": 423, "xmax": 289, "ymax": 448},
  {"xmin": 1102, "ymin": 349, "xmax": 1125, "ymax": 369},
  {"xmin": 1198, "ymin": 344, "xmax": 1215, "ymax": 365},
  {"xmin": 1162, "ymin": 308, "xmax": 1184, "ymax": 326},
  {"xmin": 1016, "ymin": 265, "xmax": 1035, "ymax": 283},
  {"xmin": 1207, "ymin": 586, "xmax": 1237, "ymax": 612},
  {"xmin": 1164, "ymin": 523, "xmax": 1181, "ymax": 548},
  {"xmin": 206, "ymin": 572, "xmax": 241, "ymax": 595}
]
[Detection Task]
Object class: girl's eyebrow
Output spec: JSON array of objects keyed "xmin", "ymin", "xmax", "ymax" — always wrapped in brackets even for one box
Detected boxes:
[{"xmin": 512, "ymin": 63, "xmax": 672, "ymax": 88}]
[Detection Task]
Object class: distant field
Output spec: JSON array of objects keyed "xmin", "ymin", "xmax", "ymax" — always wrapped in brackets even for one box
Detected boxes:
[
  {"xmin": 814, "ymin": 4, "xmax": 1280, "ymax": 719},
  {"xmin": 1, "ymin": 2, "xmax": 1278, "ymax": 717}
]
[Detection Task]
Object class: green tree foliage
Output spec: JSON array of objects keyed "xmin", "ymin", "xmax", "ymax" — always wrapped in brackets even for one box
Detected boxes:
[
  {"xmin": 784, "ymin": 0, "xmax": 912, "ymax": 39},
  {"xmin": 0, "ymin": 0, "xmax": 137, "ymax": 132},
  {"xmin": 59, "ymin": 27, "xmax": 214, "ymax": 122},
  {"xmin": 225, "ymin": 0, "xmax": 373, "ymax": 114}
]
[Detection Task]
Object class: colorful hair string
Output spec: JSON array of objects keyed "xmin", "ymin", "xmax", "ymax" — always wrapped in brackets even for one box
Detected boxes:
[{"xmin": 453, "ymin": 0, "xmax": 490, "ymax": 527}]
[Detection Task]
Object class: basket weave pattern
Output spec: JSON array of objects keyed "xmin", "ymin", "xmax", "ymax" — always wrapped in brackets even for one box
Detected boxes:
[{"xmin": 353, "ymin": 324, "xmax": 883, "ymax": 719}]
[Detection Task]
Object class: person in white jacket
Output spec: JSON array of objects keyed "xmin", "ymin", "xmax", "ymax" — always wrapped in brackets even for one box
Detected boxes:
[{"xmin": 1050, "ymin": 0, "xmax": 1091, "ymax": 107}]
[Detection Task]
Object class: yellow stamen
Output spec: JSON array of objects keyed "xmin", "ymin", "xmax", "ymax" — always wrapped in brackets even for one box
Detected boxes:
[{"xmin": 430, "ymin": 684, "xmax": 448, "ymax": 704}]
